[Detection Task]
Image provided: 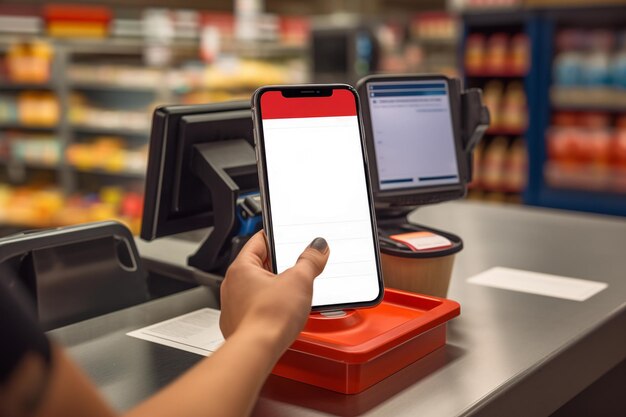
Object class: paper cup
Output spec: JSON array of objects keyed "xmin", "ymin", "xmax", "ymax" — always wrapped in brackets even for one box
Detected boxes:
[
  {"xmin": 381, "ymin": 252, "xmax": 457, "ymax": 298},
  {"xmin": 379, "ymin": 226, "xmax": 462, "ymax": 298}
]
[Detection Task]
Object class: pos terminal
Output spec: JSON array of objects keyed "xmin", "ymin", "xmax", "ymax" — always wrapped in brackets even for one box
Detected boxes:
[
  {"xmin": 139, "ymin": 74, "xmax": 489, "ymax": 393},
  {"xmin": 357, "ymin": 74, "xmax": 489, "ymax": 297}
]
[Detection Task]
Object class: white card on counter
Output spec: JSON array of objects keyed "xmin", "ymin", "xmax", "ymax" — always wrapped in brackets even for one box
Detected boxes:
[
  {"xmin": 468, "ymin": 267, "xmax": 607, "ymax": 301},
  {"xmin": 127, "ymin": 308, "xmax": 224, "ymax": 356}
]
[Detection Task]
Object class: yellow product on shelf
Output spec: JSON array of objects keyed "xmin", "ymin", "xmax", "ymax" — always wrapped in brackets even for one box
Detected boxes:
[
  {"xmin": 181, "ymin": 90, "xmax": 247, "ymax": 105},
  {"xmin": 17, "ymin": 92, "xmax": 60, "ymax": 126},
  {"xmin": 202, "ymin": 59, "xmax": 291, "ymax": 90},
  {"xmin": 68, "ymin": 93, "xmax": 88, "ymax": 124},
  {"xmin": 0, "ymin": 186, "xmax": 12, "ymax": 221},
  {"xmin": 0, "ymin": 188, "xmax": 63, "ymax": 227},
  {"xmin": 103, "ymin": 150, "xmax": 126, "ymax": 172},
  {"xmin": 100, "ymin": 186, "xmax": 124, "ymax": 209},
  {"xmin": 66, "ymin": 143, "xmax": 95, "ymax": 170},
  {"xmin": 48, "ymin": 22, "xmax": 107, "ymax": 38},
  {"xmin": 66, "ymin": 137, "xmax": 125, "ymax": 171},
  {"xmin": 33, "ymin": 190, "xmax": 64, "ymax": 223},
  {"xmin": 88, "ymin": 202, "xmax": 117, "ymax": 222}
]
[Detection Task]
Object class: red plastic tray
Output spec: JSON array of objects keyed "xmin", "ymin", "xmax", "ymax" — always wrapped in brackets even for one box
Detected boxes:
[{"xmin": 272, "ymin": 288, "xmax": 460, "ymax": 394}]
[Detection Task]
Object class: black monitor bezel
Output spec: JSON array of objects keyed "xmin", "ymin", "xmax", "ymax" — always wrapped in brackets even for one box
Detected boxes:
[
  {"xmin": 141, "ymin": 101, "xmax": 253, "ymax": 241},
  {"xmin": 356, "ymin": 74, "xmax": 467, "ymax": 206}
]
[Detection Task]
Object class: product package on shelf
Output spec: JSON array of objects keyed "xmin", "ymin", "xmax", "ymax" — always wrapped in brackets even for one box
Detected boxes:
[
  {"xmin": 44, "ymin": 4, "xmax": 112, "ymax": 38},
  {"xmin": 545, "ymin": 113, "xmax": 626, "ymax": 193},
  {"xmin": 552, "ymin": 28, "xmax": 626, "ymax": 110},
  {"xmin": 482, "ymin": 80, "xmax": 528, "ymax": 133},
  {"xmin": 0, "ymin": 185, "xmax": 144, "ymax": 234},
  {"xmin": 5, "ymin": 40, "xmax": 54, "ymax": 84},
  {"xmin": 66, "ymin": 137, "xmax": 148, "ymax": 175},
  {"xmin": 8, "ymin": 134, "xmax": 61, "ymax": 166},
  {"xmin": 465, "ymin": 32, "xmax": 529, "ymax": 76},
  {"xmin": 478, "ymin": 137, "xmax": 527, "ymax": 193}
]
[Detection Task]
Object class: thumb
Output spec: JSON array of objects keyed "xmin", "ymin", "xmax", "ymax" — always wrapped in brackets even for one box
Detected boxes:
[{"xmin": 287, "ymin": 237, "xmax": 330, "ymax": 282}]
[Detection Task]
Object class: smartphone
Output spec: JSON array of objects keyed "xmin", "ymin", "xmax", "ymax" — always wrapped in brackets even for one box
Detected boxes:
[
  {"xmin": 252, "ymin": 84, "xmax": 384, "ymax": 311},
  {"xmin": 356, "ymin": 74, "xmax": 466, "ymax": 206}
]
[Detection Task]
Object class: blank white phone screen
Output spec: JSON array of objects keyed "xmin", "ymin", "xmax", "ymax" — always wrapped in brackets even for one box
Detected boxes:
[{"xmin": 260, "ymin": 89, "xmax": 380, "ymax": 307}]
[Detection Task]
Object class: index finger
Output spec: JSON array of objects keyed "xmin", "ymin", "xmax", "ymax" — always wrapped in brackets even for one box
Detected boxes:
[{"xmin": 235, "ymin": 230, "xmax": 268, "ymax": 266}]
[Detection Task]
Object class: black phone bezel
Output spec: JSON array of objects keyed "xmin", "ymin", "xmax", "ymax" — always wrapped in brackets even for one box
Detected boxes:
[
  {"xmin": 251, "ymin": 84, "xmax": 384, "ymax": 312},
  {"xmin": 356, "ymin": 74, "xmax": 467, "ymax": 206}
]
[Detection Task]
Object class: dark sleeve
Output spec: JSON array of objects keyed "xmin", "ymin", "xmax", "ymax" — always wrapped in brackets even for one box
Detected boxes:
[{"xmin": 0, "ymin": 276, "xmax": 51, "ymax": 384}]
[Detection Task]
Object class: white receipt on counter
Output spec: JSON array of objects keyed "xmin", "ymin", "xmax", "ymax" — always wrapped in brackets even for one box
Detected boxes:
[
  {"xmin": 468, "ymin": 267, "xmax": 607, "ymax": 301},
  {"xmin": 127, "ymin": 308, "xmax": 224, "ymax": 356}
]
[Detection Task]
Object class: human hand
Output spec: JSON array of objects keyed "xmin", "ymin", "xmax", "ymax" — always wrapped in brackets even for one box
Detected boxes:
[{"xmin": 219, "ymin": 231, "xmax": 329, "ymax": 356}]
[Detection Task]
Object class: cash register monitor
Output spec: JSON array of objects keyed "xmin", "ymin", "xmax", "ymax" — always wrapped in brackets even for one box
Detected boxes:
[
  {"xmin": 357, "ymin": 74, "xmax": 466, "ymax": 207},
  {"xmin": 141, "ymin": 101, "xmax": 255, "ymax": 240}
]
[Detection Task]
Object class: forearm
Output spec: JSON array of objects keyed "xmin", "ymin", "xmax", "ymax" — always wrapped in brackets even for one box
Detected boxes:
[{"xmin": 125, "ymin": 325, "xmax": 284, "ymax": 417}]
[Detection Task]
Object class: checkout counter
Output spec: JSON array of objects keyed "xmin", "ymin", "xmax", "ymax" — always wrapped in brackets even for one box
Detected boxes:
[
  {"xmin": 50, "ymin": 201, "xmax": 626, "ymax": 416},
  {"xmin": 4, "ymin": 75, "xmax": 624, "ymax": 416}
]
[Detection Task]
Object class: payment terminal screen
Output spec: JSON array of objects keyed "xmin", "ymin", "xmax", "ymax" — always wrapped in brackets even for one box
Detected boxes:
[
  {"xmin": 367, "ymin": 80, "xmax": 459, "ymax": 190},
  {"xmin": 259, "ymin": 89, "xmax": 380, "ymax": 307}
]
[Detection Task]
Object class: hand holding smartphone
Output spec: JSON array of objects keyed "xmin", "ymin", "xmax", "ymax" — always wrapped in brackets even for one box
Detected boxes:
[{"xmin": 252, "ymin": 85, "xmax": 383, "ymax": 311}]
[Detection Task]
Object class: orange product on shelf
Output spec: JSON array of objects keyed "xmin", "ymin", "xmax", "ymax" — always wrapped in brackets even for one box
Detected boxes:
[
  {"xmin": 412, "ymin": 12, "xmax": 458, "ymax": 41},
  {"xmin": 614, "ymin": 121, "xmax": 626, "ymax": 168},
  {"xmin": 501, "ymin": 82, "xmax": 527, "ymax": 130},
  {"xmin": 481, "ymin": 136, "xmax": 509, "ymax": 191},
  {"xmin": 585, "ymin": 128, "xmax": 612, "ymax": 165},
  {"xmin": 504, "ymin": 137, "xmax": 527, "ymax": 192},
  {"xmin": 547, "ymin": 127, "xmax": 582, "ymax": 164},
  {"xmin": 66, "ymin": 137, "xmax": 147, "ymax": 173},
  {"xmin": 121, "ymin": 192, "xmax": 144, "ymax": 220},
  {"xmin": 465, "ymin": 33, "xmax": 486, "ymax": 72},
  {"xmin": 44, "ymin": 4, "xmax": 112, "ymax": 38},
  {"xmin": 17, "ymin": 92, "xmax": 59, "ymax": 126},
  {"xmin": 6, "ymin": 41, "xmax": 54, "ymax": 84},
  {"xmin": 482, "ymin": 80, "xmax": 504, "ymax": 128},
  {"xmin": 33, "ymin": 189, "xmax": 64, "ymax": 224},
  {"xmin": 0, "ymin": 185, "xmax": 144, "ymax": 233},
  {"xmin": 486, "ymin": 33, "xmax": 508, "ymax": 73},
  {"xmin": 510, "ymin": 33, "xmax": 530, "ymax": 73},
  {"xmin": 280, "ymin": 15, "xmax": 310, "ymax": 46},
  {"xmin": 581, "ymin": 112, "xmax": 611, "ymax": 129},
  {"xmin": 89, "ymin": 202, "xmax": 117, "ymax": 222},
  {"xmin": 552, "ymin": 111, "xmax": 579, "ymax": 127},
  {"xmin": 0, "ymin": 187, "xmax": 64, "ymax": 227}
]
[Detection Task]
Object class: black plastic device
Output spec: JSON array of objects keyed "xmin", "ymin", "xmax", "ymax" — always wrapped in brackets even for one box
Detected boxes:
[
  {"xmin": 141, "ymin": 101, "xmax": 255, "ymax": 241},
  {"xmin": 357, "ymin": 74, "xmax": 489, "ymax": 213},
  {"xmin": 0, "ymin": 221, "xmax": 147, "ymax": 330},
  {"xmin": 311, "ymin": 23, "xmax": 380, "ymax": 85},
  {"xmin": 140, "ymin": 101, "xmax": 258, "ymax": 273}
]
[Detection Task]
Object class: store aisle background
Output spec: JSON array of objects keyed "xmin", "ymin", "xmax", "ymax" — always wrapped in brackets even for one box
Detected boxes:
[{"xmin": 0, "ymin": 0, "xmax": 624, "ymax": 236}]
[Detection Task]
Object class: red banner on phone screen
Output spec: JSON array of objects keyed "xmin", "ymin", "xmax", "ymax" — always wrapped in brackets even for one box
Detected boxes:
[{"xmin": 260, "ymin": 89, "xmax": 357, "ymax": 119}]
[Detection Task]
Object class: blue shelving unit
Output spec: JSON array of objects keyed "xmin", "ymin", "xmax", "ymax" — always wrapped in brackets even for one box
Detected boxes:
[
  {"xmin": 463, "ymin": 6, "xmax": 626, "ymax": 217},
  {"xmin": 462, "ymin": 10, "xmax": 542, "ymax": 200}
]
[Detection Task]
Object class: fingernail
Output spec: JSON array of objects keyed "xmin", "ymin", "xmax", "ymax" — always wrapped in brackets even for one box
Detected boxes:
[{"xmin": 309, "ymin": 237, "xmax": 328, "ymax": 253}]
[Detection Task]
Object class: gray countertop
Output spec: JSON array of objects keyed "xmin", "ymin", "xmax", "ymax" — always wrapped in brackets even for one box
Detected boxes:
[{"xmin": 50, "ymin": 201, "xmax": 626, "ymax": 416}]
